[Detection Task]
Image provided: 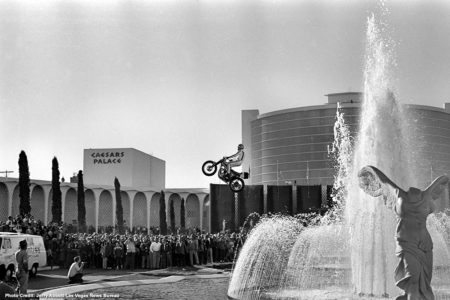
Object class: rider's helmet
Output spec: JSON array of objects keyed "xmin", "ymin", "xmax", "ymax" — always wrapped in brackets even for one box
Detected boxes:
[{"xmin": 238, "ymin": 144, "xmax": 244, "ymax": 150}]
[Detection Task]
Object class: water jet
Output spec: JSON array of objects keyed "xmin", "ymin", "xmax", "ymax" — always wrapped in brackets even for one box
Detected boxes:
[{"xmin": 228, "ymin": 13, "xmax": 450, "ymax": 300}]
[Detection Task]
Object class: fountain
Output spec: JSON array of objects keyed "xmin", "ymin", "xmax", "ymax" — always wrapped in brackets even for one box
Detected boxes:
[{"xmin": 228, "ymin": 12, "xmax": 450, "ymax": 300}]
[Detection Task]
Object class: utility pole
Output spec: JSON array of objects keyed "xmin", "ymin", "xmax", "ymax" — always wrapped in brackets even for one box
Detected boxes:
[{"xmin": 0, "ymin": 170, "xmax": 13, "ymax": 178}]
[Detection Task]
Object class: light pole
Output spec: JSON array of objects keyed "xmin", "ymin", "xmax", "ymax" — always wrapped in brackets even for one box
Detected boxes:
[
  {"xmin": 276, "ymin": 160, "xmax": 279, "ymax": 186},
  {"xmin": 306, "ymin": 161, "xmax": 309, "ymax": 186},
  {"xmin": 285, "ymin": 180, "xmax": 297, "ymax": 214},
  {"xmin": 276, "ymin": 161, "xmax": 280, "ymax": 207},
  {"xmin": 430, "ymin": 166, "xmax": 433, "ymax": 183},
  {"xmin": 306, "ymin": 161, "xmax": 310, "ymax": 198}
]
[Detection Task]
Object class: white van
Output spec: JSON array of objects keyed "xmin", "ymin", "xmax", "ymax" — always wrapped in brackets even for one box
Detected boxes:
[{"xmin": 0, "ymin": 232, "xmax": 47, "ymax": 279}]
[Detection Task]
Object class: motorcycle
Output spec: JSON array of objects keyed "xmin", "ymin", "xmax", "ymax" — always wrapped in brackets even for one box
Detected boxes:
[{"xmin": 202, "ymin": 158, "xmax": 249, "ymax": 192}]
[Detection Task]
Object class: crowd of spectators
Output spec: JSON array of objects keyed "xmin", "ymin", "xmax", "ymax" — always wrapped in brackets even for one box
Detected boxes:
[{"xmin": 0, "ymin": 214, "xmax": 246, "ymax": 271}]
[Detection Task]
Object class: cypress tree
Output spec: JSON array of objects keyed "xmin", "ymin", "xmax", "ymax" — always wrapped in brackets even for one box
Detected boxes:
[
  {"xmin": 169, "ymin": 198, "xmax": 175, "ymax": 233},
  {"xmin": 18, "ymin": 150, "xmax": 31, "ymax": 216},
  {"xmin": 115, "ymin": 177, "xmax": 124, "ymax": 234},
  {"xmin": 159, "ymin": 191, "xmax": 167, "ymax": 235},
  {"xmin": 77, "ymin": 170, "xmax": 86, "ymax": 232},
  {"xmin": 180, "ymin": 198, "xmax": 186, "ymax": 230},
  {"xmin": 51, "ymin": 157, "xmax": 62, "ymax": 223}
]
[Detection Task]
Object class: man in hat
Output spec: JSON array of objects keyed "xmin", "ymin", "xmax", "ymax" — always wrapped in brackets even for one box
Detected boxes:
[{"xmin": 15, "ymin": 240, "xmax": 28, "ymax": 295}]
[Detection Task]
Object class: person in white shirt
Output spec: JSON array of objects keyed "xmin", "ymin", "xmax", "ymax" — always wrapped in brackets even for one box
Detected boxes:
[
  {"xmin": 223, "ymin": 144, "xmax": 245, "ymax": 174},
  {"xmin": 67, "ymin": 256, "xmax": 85, "ymax": 284},
  {"xmin": 5, "ymin": 216, "xmax": 13, "ymax": 231},
  {"xmin": 150, "ymin": 238, "xmax": 162, "ymax": 269},
  {"xmin": 125, "ymin": 238, "xmax": 136, "ymax": 270}
]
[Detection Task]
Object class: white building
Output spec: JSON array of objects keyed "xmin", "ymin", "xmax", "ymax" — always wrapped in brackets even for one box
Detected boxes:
[
  {"xmin": 0, "ymin": 148, "xmax": 210, "ymax": 232},
  {"xmin": 84, "ymin": 148, "xmax": 165, "ymax": 190}
]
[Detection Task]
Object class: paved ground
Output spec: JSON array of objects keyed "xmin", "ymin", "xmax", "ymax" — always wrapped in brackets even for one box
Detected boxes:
[
  {"xmin": 29, "ymin": 264, "xmax": 228, "ymax": 290},
  {"xmin": 93, "ymin": 277, "xmax": 230, "ymax": 300},
  {"xmin": 21, "ymin": 264, "xmax": 232, "ymax": 299},
  {"xmin": 28, "ymin": 267, "xmax": 142, "ymax": 292}
]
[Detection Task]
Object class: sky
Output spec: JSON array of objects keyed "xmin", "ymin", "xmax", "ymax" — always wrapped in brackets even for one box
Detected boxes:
[{"xmin": 1, "ymin": 0, "xmax": 450, "ymax": 188}]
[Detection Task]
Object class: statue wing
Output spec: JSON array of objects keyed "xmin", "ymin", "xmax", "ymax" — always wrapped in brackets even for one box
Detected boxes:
[
  {"xmin": 358, "ymin": 165, "xmax": 405, "ymax": 198},
  {"xmin": 424, "ymin": 175, "xmax": 449, "ymax": 200}
]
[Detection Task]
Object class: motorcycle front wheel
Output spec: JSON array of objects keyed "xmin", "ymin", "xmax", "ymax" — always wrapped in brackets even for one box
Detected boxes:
[
  {"xmin": 202, "ymin": 160, "xmax": 217, "ymax": 176},
  {"xmin": 229, "ymin": 177, "xmax": 245, "ymax": 192}
]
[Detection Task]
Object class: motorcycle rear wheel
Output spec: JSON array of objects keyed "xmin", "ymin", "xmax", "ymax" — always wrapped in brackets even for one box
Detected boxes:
[
  {"xmin": 229, "ymin": 177, "xmax": 245, "ymax": 192},
  {"xmin": 202, "ymin": 160, "xmax": 217, "ymax": 176}
]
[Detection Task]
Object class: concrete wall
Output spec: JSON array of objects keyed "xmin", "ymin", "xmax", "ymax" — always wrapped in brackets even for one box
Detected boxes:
[
  {"xmin": 242, "ymin": 110, "xmax": 259, "ymax": 185},
  {"xmin": 297, "ymin": 185, "xmax": 322, "ymax": 212},
  {"xmin": 84, "ymin": 148, "xmax": 134, "ymax": 187},
  {"xmin": 148, "ymin": 156, "xmax": 165, "ymax": 190},
  {"xmin": 326, "ymin": 92, "xmax": 363, "ymax": 104},
  {"xmin": 238, "ymin": 185, "xmax": 264, "ymax": 226},
  {"xmin": 210, "ymin": 184, "xmax": 264, "ymax": 232},
  {"xmin": 0, "ymin": 178, "xmax": 208, "ymax": 231},
  {"xmin": 405, "ymin": 107, "xmax": 450, "ymax": 186},
  {"xmin": 210, "ymin": 184, "xmax": 235, "ymax": 232},
  {"xmin": 84, "ymin": 148, "xmax": 165, "ymax": 190},
  {"xmin": 248, "ymin": 105, "xmax": 359, "ymax": 186},
  {"xmin": 244, "ymin": 102, "xmax": 450, "ymax": 201},
  {"xmin": 131, "ymin": 150, "xmax": 152, "ymax": 188},
  {"xmin": 267, "ymin": 185, "xmax": 292, "ymax": 214}
]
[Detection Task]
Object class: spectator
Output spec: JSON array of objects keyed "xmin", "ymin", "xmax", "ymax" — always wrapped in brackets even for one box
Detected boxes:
[
  {"xmin": 187, "ymin": 236, "xmax": 197, "ymax": 266},
  {"xmin": 105, "ymin": 241, "xmax": 114, "ymax": 269},
  {"xmin": 218, "ymin": 236, "xmax": 226, "ymax": 262},
  {"xmin": 80, "ymin": 239, "xmax": 89, "ymax": 268},
  {"xmin": 225, "ymin": 237, "xmax": 235, "ymax": 262},
  {"xmin": 50, "ymin": 237, "xmax": 58, "ymax": 268},
  {"xmin": 149, "ymin": 237, "xmax": 161, "ymax": 269},
  {"xmin": 160, "ymin": 237, "xmax": 169, "ymax": 269},
  {"xmin": 134, "ymin": 237, "xmax": 141, "ymax": 270},
  {"xmin": 58, "ymin": 239, "xmax": 67, "ymax": 268},
  {"xmin": 125, "ymin": 237, "xmax": 136, "ymax": 270},
  {"xmin": 113, "ymin": 242, "xmax": 123, "ymax": 270},
  {"xmin": 174, "ymin": 237, "xmax": 185, "ymax": 267},
  {"xmin": 100, "ymin": 242, "xmax": 107, "ymax": 270},
  {"xmin": 198, "ymin": 235, "xmax": 206, "ymax": 265},
  {"xmin": 205, "ymin": 234, "xmax": 214, "ymax": 265},
  {"xmin": 0, "ymin": 265, "xmax": 16, "ymax": 300},
  {"xmin": 1, "ymin": 213, "xmax": 250, "ymax": 274},
  {"xmin": 93, "ymin": 240, "xmax": 102, "ymax": 268},
  {"xmin": 164, "ymin": 237, "xmax": 173, "ymax": 267},
  {"xmin": 140, "ymin": 237, "xmax": 149, "ymax": 269},
  {"xmin": 67, "ymin": 256, "xmax": 85, "ymax": 284},
  {"xmin": 5, "ymin": 217, "xmax": 13, "ymax": 232},
  {"xmin": 15, "ymin": 240, "xmax": 29, "ymax": 295}
]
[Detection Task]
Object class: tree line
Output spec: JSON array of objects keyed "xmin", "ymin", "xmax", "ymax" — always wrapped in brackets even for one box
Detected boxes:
[{"xmin": 16, "ymin": 150, "xmax": 184, "ymax": 234}]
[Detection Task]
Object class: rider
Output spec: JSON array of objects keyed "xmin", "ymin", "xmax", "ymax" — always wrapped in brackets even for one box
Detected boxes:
[{"xmin": 223, "ymin": 144, "xmax": 245, "ymax": 175}]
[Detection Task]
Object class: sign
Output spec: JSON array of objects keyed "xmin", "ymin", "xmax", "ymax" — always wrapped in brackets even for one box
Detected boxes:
[{"xmin": 91, "ymin": 151, "xmax": 125, "ymax": 165}]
